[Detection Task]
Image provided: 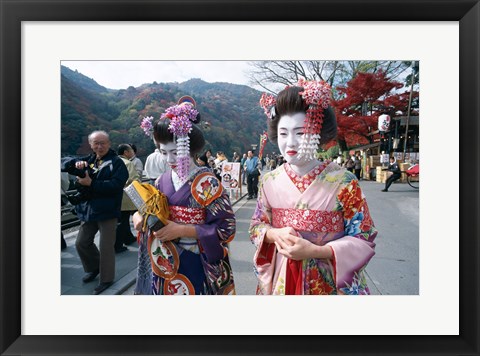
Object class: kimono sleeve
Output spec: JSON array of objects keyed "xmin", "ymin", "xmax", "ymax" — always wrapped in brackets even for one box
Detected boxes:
[
  {"xmin": 327, "ymin": 173, "xmax": 378, "ymax": 293},
  {"xmin": 194, "ymin": 184, "xmax": 236, "ymax": 264}
]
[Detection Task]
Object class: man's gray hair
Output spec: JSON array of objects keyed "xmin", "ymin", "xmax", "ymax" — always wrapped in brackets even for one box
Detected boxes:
[{"xmin": 88, "ymin": 130, "xmax": 110, "ymax": 142}]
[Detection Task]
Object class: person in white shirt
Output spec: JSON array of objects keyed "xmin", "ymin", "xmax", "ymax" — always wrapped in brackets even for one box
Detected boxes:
[{"xmin": 144, "ymin": 147, "xmax": 168, "ymax": 184}]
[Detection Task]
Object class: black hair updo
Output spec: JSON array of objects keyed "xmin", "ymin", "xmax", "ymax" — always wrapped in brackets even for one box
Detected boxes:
[
  {"xmin": 267, "ymin": 86, "xmax": 337, "ymax": 146},
  {"xmin": 153, "ymin": 108, "xmax": 205, "ymax": 157}
]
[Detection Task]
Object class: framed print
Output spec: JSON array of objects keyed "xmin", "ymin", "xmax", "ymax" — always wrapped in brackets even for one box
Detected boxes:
[{"xmin": 1, "ymin": 0, "xmax": 479, "ymax": 355}]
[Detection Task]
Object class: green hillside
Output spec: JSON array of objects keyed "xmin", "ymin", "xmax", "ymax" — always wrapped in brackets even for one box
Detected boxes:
[{"xmin": 61, "ymin": 66, "xmax": 272, "ymax": 160}]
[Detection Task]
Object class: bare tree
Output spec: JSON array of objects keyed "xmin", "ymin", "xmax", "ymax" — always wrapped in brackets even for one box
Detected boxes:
[{"xmin": 247, "ymin": 60, "xmax": 411, "ymax": 97}]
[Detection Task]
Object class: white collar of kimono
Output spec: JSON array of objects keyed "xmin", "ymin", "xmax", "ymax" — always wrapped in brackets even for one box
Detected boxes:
[{"xmin": 171, "ymin": 164, "xmax": 200, "ymax": 191}]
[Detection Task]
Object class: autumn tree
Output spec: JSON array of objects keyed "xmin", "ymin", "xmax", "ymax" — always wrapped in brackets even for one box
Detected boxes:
[
  {"xmin": 332, "ymin": 70, "xmax": 419, "ymax": 151},
  {"xmin": 247, "ymin": 61, "xmax": 418, "ymax": 152}
]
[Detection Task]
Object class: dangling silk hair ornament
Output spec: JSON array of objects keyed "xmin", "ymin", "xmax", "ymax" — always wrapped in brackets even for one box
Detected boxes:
[
  {"xmin": 160, "ymin": 96, "xmax": 199, "ymax": 182},
  {"xmin": 296, "ymin": 78, "xmax": 332, "ymax": 160}
]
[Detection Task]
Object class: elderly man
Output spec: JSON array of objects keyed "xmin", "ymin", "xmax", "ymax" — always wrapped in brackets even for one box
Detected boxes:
[{"xmin": 70, "ymin": 130, "xmax": 128, "ymax": 295}]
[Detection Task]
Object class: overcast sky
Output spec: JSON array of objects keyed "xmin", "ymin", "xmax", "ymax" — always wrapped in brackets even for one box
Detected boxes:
[{"xmin": 61, "ymin": 60, "xmax": 256, "ymax": 90}]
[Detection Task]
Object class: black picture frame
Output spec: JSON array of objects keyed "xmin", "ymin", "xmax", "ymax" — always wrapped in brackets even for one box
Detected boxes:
[{"xmin": 1, "ymin": 0, "xmax": 478, "ymax": 355}]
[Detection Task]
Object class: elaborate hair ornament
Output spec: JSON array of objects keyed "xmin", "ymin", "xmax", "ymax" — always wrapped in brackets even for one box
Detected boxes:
[
  {"xmin": 259, "ymin": 93, "xmax": 277, "ymax": 120},
  {"xmin": 296, "ymin": 78, "xmax": 332, "ymax": 161},
  {"xmin": 140, "ymin": 116, "xmax": 154, "ymax": 138},
  {"xmin": 258, "ymin": 79, "xmax": 332, "ymax": 161},
  {"xmin": 160, "ymin": 95, "xmax": 199, "ymax": 182},
  {"xmin": 177, "ymin": 95, "xmax": 197, "ymax": 107}
]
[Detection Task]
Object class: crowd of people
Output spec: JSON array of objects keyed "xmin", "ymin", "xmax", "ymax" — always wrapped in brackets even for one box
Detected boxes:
[
  {"xmin": 62, "ymin": 81, "xmax": 380, "ymax": 295},
  {"xmin": 330, "ymin": 152, "xmax": 363, "ymax": 180}
]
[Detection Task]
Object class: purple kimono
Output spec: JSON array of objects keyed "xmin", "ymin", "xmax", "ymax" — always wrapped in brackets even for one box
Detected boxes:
[{"xmin": 135, "ymin": 166, "xmax": 236, "ymax": 295}]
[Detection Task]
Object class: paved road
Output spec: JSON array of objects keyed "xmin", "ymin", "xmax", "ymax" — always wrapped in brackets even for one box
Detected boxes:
[
  {"xmin": 122, "ymin": 179, "xmax": 419, "ymax": 295},
  {"xmin": 361, "ymin": 180, "xmax": 419, "ymax": 295},
  {"xmin": 61, "ymin": 231, "xmax": 138, "ymax": 295}
]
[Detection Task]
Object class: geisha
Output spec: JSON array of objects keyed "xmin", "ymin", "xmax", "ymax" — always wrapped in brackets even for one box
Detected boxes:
[
  {"xmin": 133, "ymin": 96, "xmax": 236, "ymax": 295},
  {"xmin": 250, "ymin": 81, "xmax": 378, "ymax": 295}
]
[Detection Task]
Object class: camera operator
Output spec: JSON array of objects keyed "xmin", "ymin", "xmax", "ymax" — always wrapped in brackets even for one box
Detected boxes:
[{"xmin": 63, "ymin": 130, "xmax": 128, "ymax": 295}]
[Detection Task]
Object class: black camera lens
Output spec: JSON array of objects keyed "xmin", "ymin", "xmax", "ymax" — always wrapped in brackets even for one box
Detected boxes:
[{"xmin": 73, "ymin": 168, "xmax": 86, "ymax": 178}]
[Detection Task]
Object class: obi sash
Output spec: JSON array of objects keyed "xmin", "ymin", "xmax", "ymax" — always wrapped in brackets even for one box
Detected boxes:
[
  {"xmin": 271, "ymin": 208, "xmax": 344, "ymax": 233},
  {"xmin": 169, "ymin": 205, "xmax": 206, "ymax": 254},
  {"xmin": 271, "ymin": 207, "xmax": 343, "ymax": 295},
  {"xmin": 169, "ymin": 205, "xmax": 206, "ymax": 224}
]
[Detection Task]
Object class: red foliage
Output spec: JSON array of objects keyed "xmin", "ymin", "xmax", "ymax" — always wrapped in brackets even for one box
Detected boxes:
[
  {"xmin": 336, "ymin": 71, "xmax": 403, "ymax": 107},
  {"xmin": 332, "ymin": 71, "xmax": 417, "ymax": 148}
]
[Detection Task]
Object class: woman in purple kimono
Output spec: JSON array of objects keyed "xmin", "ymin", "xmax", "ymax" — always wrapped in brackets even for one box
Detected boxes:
[
  {"xmin": 251, "ymin": 80, "xmax": 378, "ymax": 295},
  {"xmin": 133, "ymin": 96, "xmax": 236, "ymax": 295}
]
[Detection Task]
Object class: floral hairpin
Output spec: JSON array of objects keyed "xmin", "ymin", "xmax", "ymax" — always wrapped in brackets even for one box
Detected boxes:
[
  {"xmin": 160, "ymin": 96, "xmax": 199, "ymax": 182},
  {"xmin": 296, "ymin": 78, "xmax": 332, "ymax": 161},
  {"xmin": 141, "ymin": 116, "xmax": 154, "ymax": 138},
  {"xmin": 259, "ymin": 93, "xmax": 277, "ymax": 120}
]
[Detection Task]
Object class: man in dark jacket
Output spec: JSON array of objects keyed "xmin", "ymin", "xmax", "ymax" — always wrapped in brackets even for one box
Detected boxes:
[
  {"xmin": 67, "ymin": 130, "xmax": 128, "ymax": 294},
  {"xmin": 382, "ymin": 156, "xmax": 401, "ymax": 192}
]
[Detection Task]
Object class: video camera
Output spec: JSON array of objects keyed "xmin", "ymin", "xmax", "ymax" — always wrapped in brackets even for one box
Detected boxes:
[{"xmin": 61, "ymin": 158, "xmax": 93, "ymax": 205}]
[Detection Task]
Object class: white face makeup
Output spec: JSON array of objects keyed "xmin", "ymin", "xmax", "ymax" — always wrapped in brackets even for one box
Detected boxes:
[
  {"xmin": 159, "ymin": 142, "xmax": 178, "ymax": 171},
  {"xmin": 277, "ymin": 112, "xmax": 319, "ymax": 176},
  {"xmin": 277, "ymin": 113, "xmax": 307, "ymax": 165}
]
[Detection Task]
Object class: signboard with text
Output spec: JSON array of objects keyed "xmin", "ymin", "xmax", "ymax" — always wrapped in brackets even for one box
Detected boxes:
[{"xmin": 221, "ymin": 162, "xmax": 241, "ymax": 190}]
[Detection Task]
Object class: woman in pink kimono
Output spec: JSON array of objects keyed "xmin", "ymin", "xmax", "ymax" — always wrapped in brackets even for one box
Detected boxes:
[{"xmin": 251, "ymin": 80, "xmax": 378, "ymax": 295}]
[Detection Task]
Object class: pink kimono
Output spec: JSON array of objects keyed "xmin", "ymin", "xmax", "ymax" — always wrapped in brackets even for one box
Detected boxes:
[{"xmin": 249, "ymin": 162, "xmax": 377, "ymax": 295}]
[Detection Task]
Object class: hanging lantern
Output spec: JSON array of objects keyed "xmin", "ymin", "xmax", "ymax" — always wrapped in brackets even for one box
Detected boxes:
[{"xmin": 378, "ymin": 114, "xmax": 391, "ymax": 132}]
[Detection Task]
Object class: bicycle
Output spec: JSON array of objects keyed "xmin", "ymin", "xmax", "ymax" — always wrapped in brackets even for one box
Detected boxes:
[{"xmin": 405, "ymin": 163, "xmax": 419, "ymax": 189}]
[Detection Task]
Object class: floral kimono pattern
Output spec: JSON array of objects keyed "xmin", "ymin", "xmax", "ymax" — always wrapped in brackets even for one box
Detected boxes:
[
  {"xmin": 135, "ymin": 166, "xmax": 236, "ymax": 295},
  {"xmin": 249, "ymin": 162, "xmax": 377, "ymax": 295}
]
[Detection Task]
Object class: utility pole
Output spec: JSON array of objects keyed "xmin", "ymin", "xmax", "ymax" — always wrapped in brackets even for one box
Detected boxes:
[{"xmin": 403, "ymin": 61, "xmax": 416, "ymax": 157}]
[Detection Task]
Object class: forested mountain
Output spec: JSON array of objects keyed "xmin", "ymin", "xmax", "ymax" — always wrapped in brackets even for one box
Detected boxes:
[
  {"xmin": 61, "ymin": 66, "xmax": 109, "ymax": 93},
  {"xmin": 61, "ymin": 66, "xmax": 272, "ymax": 160}
]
